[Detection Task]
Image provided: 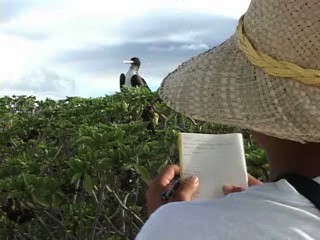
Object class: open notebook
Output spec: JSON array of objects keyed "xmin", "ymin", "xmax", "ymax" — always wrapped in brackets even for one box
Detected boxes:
[{"xmin": 178, "ymin": 132, "xmax": 248, "ymax": 200}]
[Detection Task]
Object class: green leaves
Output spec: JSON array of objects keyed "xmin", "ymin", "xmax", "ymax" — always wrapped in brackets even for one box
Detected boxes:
[
  {"xmin": 83, "ymin": 173, "xmax": 93, "ymax": 196},
  {"xmin": 77, "ymin": 136, "xmax": 95, "ymax": 145},
  {"xmin": 68, "ymin": 158, "xmax": 86, "ymax": 170},
  {"xmin": 245, "ymin": 144, "xmax": 268, "ymax": 181},
  {"xmin": 71, "ymin": 172, "xmax": 82, "ymax": 184},
  {"xmin": 0, "ymin": 173, "xmax": 61, "ymax": 208},
  {"xmin": 7, "ymin": 190, "xmax": 25, "ymax": 198},
  {"xmin": 133, "ymin": 164, "xmax": 152, "ymax": 185},
  {"xmin": 0, "ymin": 88, "xmax": 268, "ymax": 239}
]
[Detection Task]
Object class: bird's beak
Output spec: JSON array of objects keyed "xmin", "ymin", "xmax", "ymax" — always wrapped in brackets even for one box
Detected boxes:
[{"xmin": 123, "ymin": 60, "xmax": 134, "ymax": 64}]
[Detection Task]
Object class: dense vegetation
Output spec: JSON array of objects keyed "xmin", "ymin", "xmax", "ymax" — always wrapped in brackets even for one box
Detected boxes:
[{"xmin": 0, "ymin": 88, "xmax": 268, "ymax": 239}]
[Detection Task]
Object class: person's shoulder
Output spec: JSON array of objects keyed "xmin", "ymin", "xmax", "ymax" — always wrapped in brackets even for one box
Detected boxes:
[
  {"xmin": 146, "ymin": 181, "xmax": 283, "ymax": 218},
  {"xmin": 136, "ymin": 183, "xmax": 282, "ymax": 240},
  {"xmin": 136, "ymin": 194, "xmax": 254, "ymax": 240},
  {"xmin": 136, "ymin": 182, "xmax": 319, "ymax": 240}
]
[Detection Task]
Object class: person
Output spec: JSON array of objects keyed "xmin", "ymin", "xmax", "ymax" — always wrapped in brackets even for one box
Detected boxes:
[{"xmin": 136, "ymin": 0, "xmax": 320, "ymax": 239}]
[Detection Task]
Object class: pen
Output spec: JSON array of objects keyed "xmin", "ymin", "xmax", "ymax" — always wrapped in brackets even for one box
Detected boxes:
[{"xmin": 160, "ymin": 176, "xmax": 180, "ymax": 201}]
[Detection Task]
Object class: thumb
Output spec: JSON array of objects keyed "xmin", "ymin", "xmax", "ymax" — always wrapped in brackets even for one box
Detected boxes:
[{"xmin": 172, "ymin": 176, "xmax": 199, "ymax": 201}]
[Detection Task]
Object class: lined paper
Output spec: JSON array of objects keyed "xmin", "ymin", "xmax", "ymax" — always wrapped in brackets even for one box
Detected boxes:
[{"xmin": 179, "ymin": 133, "xmax": 248, "ymax": 200}]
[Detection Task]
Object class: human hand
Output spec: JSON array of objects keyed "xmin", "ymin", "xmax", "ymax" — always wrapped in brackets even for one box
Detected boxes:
[
  {"xmin": 146, "ymin": 164, "xmax": 199, "ymax": 216},
  {"xmin": 223, "ymin": 174, "xmax": 263, "ymax": 195},
  {"xmin": 146, "ymin": 166, "xmax": 263, "ymax": 216}
]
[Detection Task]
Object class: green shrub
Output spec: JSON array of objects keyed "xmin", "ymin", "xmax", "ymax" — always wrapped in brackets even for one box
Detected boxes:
[{"xmin": 0, "ymin": 88, "xmax": 267, "ymax": 239}]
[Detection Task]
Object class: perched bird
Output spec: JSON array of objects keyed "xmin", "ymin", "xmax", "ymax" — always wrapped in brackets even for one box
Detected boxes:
[
  {"xmin": 120, "ymin": 57, "xmax": 150, "ymax": 91},
  {"xmin": 141, "ymin": 105, "xmax": 156, "ymax": 134},
  {"xmin": 141, "ymin": 97, "xmax": 163, "ymax": 134}
]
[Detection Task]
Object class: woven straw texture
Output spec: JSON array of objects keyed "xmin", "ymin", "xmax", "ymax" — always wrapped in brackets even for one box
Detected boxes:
[{"xmin": 160, "ymin": 0, "xmax": 320, "ymax": 143}]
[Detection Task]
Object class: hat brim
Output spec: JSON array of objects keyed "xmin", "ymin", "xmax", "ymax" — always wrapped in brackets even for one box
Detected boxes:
[{"xmin": 160, "ymin": 34, "xmax": 320, "ymax": 143}]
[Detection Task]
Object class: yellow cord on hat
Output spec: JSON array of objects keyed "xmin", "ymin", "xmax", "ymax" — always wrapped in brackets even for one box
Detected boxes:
[{"xmin": 237, "ymin": 15, "xmax": 320, "ymax": 85}]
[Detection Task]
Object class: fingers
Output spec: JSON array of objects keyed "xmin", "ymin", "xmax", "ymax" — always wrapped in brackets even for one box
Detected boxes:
[
  {"xmin": 223, "ymin": 174, "xmax": 263, "ymax": 195},
  {"xmin": 146, "ymin": 165, "xmax": 180, "ymax": 216},
  {"xmin": 172, "ymin": 176, "xmax": 199, "ymax": 201},
  {"xmin": 146, "ymin": 165, "xmax": 264, "ymax": 216},
  {"xmin": 222, "ymin": 185, "xmax": 245, "ymax": 195},
  {"xmin": 152, "ymin": 164, "xmax": 180, "ymax": 188},
  {"xmin": 248, "ymin": 174, "xmax": 263, "ymax": 186}
]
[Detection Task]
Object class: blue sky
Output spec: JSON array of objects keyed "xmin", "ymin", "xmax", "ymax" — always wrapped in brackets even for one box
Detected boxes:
[{"xmin": 0, "ymin": 0, "xmax": 250, "ymax": 99}]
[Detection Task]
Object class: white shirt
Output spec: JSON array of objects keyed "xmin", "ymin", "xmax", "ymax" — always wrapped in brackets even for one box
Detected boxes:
[{"xmin": 136, "ymin": 178, "xmax": 320, "ymax": 240}]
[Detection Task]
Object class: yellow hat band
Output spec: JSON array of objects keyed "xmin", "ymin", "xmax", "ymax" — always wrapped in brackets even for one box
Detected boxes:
[{"xmin": 237, "ymin": 15, "xmax": 320, "ymax": 86}]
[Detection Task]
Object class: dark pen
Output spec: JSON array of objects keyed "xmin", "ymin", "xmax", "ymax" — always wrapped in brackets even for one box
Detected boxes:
[{"xmin": 160, "ymin": 176, "xmax": 180, "ymax": 201}]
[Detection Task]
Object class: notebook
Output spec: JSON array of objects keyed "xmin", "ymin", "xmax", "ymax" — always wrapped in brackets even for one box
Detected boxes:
[{"xmin": 178, "ymin": 132, "xmax": 248, "ymax": 200}]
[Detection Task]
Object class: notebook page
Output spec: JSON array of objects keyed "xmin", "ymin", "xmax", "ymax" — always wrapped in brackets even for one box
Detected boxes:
[{"xmin": 179, "ymin": 133, "xmax": 248, "ymax": 200}]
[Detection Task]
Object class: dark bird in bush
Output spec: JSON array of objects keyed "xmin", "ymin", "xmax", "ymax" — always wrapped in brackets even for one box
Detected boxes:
[
  {"xmin": 120, "ymin": 57, "xmax": 150, "ymax": 91},
  {"xmin": 141, "ymin": 105, "xmax": 156, "ymax": 134},
  {"xmin": 141, "ymin": 97, "xmax": 163, "ymax": 134}
]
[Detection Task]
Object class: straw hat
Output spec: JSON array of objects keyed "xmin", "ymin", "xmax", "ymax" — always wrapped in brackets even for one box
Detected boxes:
[{"xmin": 160, "ymin": 0, "xmax": 320, "ymax": 143}]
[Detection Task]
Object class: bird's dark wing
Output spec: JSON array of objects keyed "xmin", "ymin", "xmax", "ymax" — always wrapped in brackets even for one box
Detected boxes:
[
  {"xmin": 141, "ymin": 77, "xmax": 151, "ymax": 91},
  {"xmin": 131, "ymin": 74, "xmax": 144, "ymax": 87},
  {"xmin": 132, "ymin": 75, "xmax": 151, "ymax": 91},
  {"xmin": 120, "ymin": 73, "xmax": 126, "ymax": 91}
]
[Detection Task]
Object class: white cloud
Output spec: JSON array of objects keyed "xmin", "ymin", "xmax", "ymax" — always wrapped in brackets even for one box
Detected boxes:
[
  {"xmin": 148, "ymin": 46, "xmax": 177, "ymax": 52},
  {"xmin": 0, "ymin": 89, "xmax": 63, "ymax": 100},
  {"xmin": 0, "ymin": 68, "xmax": 76, "ymax": 99},
  {"xmin": 147, "ymin": 43, "xmax": 209, "ymax": 52},
  {"xmin": 0, "ymin": 0, "xmax": 251, "ymax": 98},
  {"xmin": 0, "ymin": 33, "xmax": 48, "ymax": 82},
  {"xmin": 180, "ymin": 43, "xmax": 209, "ymax": 51},
  {"xmin": 173, "ymin": 0, "xmax": 250, "ymax": 17},
  {"xmin": 2, "ymin": 0, "xmax": 250, "ymax": 47}
]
